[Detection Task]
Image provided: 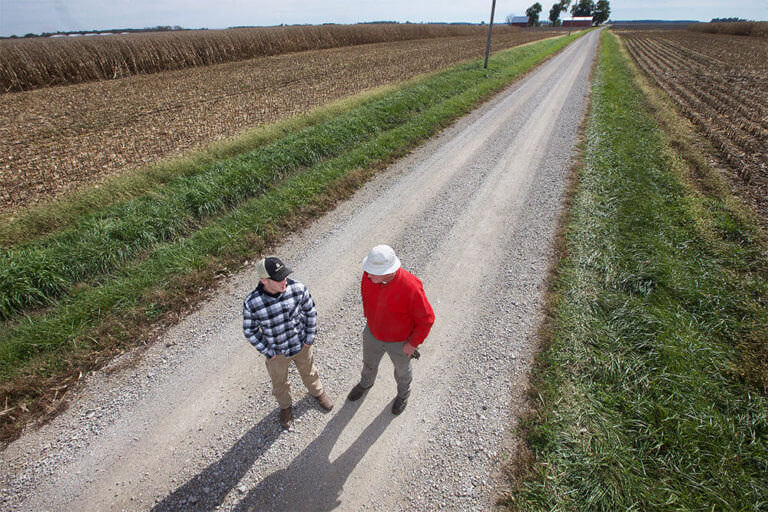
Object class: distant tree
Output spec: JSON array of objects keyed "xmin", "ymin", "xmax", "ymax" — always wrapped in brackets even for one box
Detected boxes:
[
  {"xmin": 711, "ymin": 17, "xmax": 746, "ymax": 22},
  {"xmin": 592, "ymin": 0, "xmax": 610, "ymax": 24},
  {"xmin": 526, "ymin": 2, "xmax": 543, "ymax": 26},
  {"xmin": 549, "ymin": 4, "xmax": 564, "ymax": 25},
  {"xmin": 506, "ymin": 14, "xmax": 517, "ymax": 25},
  {"xmin": 571, "ymin": 0, "xmax": 595, "ymax": 16}
]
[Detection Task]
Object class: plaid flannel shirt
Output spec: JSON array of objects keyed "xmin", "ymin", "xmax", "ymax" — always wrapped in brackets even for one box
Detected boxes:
[{"xmin": 242, "ymin": 278, "xmax": 317, "ymax": 358}]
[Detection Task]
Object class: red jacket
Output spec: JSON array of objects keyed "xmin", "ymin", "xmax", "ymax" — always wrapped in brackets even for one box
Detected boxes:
[{"xmin": 361, "ymin": 269, "xmax": 435, "ymax": 346}]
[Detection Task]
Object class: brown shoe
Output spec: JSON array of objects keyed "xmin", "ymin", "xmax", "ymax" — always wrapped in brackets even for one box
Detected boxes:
[
  {"xmin": 314, "ymin": 392, "xmax": 334, "ymax": 411},
  {"xmin": 279, "ymin": 406, "xmax": 293, "ymax": 429}
]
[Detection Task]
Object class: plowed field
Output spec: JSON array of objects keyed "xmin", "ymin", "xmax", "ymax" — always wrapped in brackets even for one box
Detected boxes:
[
  {"xmin": 0, "ymin": 32, "xmax": 558, "ymax": 214},
  {"xmin": 619, "ymin": 30, "xmax": 768, "ymax": 223}
]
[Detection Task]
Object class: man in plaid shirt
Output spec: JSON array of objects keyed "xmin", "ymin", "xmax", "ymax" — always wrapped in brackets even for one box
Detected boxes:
[{"xmin": 243, "ymin": 257, "xmax": 333, "ymax": 429}]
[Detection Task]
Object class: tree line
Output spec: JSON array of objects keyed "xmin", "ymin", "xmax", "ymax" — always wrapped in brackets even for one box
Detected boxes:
[
  {"xmin": 510, "ymin": 0, "xmax": 610, "ymax": 27},
  {"xmin": 5, "ymin": 26, "xmax": 186, "ymax": 39}
]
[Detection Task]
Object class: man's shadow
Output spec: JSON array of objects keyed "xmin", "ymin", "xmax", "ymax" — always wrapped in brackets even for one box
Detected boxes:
[
  {"xmin": 151, "ymin": 395, "xmax": 314, "ymax": 512},
  {"xmin": 233, "ymin": 399, "xmax": 395, "ymax": 512}
]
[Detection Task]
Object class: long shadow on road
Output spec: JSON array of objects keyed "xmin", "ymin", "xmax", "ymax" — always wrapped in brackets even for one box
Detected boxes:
[
  {"xmin": 234, "ymin": 399, "xmax": 395, "ymax": 511},
  {"xmin": 151, "ymin": 395, "xmax": 315, "ymax": 511}
]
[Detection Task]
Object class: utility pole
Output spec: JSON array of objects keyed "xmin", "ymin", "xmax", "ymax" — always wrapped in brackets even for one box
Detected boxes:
[{"xmin": 483, "ymin": 0, "xmax": 497, "ymax": 69}]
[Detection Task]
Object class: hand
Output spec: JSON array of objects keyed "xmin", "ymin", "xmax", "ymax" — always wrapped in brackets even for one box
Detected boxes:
[{"xmin": 403, "ymin": 343, "xmax": 416, "ymax": 357}]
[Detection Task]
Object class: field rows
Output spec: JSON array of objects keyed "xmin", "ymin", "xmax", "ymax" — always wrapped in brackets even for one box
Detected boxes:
[
  {"xmin": 619, "ymin": 30, "xmax": 768, "ymax": 223},
  {"xmin": 0, "ymin": 31, "xmax": 556, "ymax": 215}
]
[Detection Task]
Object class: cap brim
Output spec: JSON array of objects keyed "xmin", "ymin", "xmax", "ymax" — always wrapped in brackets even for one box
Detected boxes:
[{"xmin": 271, "ymin": 267, "xmax": 293, "ymax": 281}]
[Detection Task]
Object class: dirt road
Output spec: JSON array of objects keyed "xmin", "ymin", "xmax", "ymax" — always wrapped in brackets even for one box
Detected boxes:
[{"xmin": 1, "ymin": 29, "xmax": 599, "ymax": 511}]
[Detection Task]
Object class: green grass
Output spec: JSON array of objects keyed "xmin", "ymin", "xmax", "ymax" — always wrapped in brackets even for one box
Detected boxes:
[
  {"xmin": 507, "ymin": 31, "xmax": 768, "ymax": 510},
  {"xmin": 0, "ymin": 34, "xmax": 582, "ymax": 391}
]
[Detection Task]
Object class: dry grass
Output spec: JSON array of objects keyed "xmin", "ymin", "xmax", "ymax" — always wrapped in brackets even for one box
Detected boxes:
[
  {"xmin": 0, "ymin": 24, "xmax": 521, "ymax": 92},
  {"xmin": 0, "ymin": 30, "xmax": 558, "ymax": 215},
  {"xmin": 689, "ymin": 21, "xmax": 768, "ymax": 37}
]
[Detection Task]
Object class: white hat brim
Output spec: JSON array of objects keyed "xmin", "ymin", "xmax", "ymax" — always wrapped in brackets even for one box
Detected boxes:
[{"xmin": 362, "ymin": 255, "xmax": 401, "ymax": 276}]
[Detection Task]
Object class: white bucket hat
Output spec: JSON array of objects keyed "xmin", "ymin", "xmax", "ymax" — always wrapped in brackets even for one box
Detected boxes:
[{"xmin": 362, "ymin": 245, "xmax": 401, "ymax": 275}]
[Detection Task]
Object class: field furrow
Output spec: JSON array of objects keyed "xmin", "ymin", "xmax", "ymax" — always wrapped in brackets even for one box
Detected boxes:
[
  {"xmin": 0, "ymin": 32, "xmax": 555, "ymax": 213},
  {"xmin": 620, "ymin": 29, "xmax": 768, "ymax": 223}
]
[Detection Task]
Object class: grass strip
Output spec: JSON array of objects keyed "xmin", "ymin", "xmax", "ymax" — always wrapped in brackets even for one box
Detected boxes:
[
  {"xmin": 0, "ymin": 35, "xmax": 580, "ymax": 386},
  {"xmin": 0, "ymin": 68, "xmax": 478, "ymax": 320},
  {"xmin": 507, "ymin": 31, "xmax": 768, "ymax": 510}
]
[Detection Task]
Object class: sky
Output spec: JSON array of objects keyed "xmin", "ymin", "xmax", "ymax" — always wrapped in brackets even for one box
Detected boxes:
[{"xmin": 1, "ymin": 0, "xmax": 766, "ymax": 37}]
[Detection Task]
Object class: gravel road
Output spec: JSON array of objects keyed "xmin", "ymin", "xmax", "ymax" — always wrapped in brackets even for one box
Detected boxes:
[{"xmin": 0, "ymin": 29, "xmax": 599, "ymax": 511}]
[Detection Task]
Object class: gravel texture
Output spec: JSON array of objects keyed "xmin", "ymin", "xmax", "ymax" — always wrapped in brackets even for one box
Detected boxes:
[{"xmin": 0, "ymin": 29, "xmax": 599, "ymax": 511}]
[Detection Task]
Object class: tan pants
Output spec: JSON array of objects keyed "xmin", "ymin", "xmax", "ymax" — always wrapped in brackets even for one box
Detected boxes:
[{"xmin": 265, "ymin": 344, "xmax": 324, "ymax": 409}]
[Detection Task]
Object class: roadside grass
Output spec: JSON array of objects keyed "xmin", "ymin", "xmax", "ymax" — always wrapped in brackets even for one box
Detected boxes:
[
  {"xmin": 0, "ymin": 33, "xmax": 582, "ymax": 442},
  {"xmin": 505, "ymin": 30, "xmax": 768, "ymax": 510}
]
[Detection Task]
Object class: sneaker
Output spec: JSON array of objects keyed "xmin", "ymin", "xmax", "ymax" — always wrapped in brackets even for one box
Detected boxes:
[
  {"xmin": 347, "ymin": 383, "xmax": 372, "ymax": 402},
  {"xmin": 279, "ymin": 406, "xmax": 293, "ymax": 429},
  {"xmin": 392, "ymin": 394, "xmax": 409, "ymax": 415},
  {"xmin": 314, "ymin": 391, "xmax": 334, "ymax": 411}
]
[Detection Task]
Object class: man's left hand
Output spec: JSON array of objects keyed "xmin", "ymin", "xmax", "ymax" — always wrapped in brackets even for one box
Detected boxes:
[{"xmin": 403, "ymin": 343, "xmax": 416, "ymax": 356}]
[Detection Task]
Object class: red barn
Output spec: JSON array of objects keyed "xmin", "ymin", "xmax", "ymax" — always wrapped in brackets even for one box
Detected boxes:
[{"xmin": 562, "ymin": 16, "xmax": 593, "ymax": 27}]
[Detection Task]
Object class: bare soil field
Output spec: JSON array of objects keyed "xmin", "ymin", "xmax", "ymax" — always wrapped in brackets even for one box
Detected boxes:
[
  {"xmin": 618, "ymin": 30, "xmax": 768, "ymax": 225},
  {"xmin": 0, "ymin": 31, "xmax": 559, "ymax": 214}
]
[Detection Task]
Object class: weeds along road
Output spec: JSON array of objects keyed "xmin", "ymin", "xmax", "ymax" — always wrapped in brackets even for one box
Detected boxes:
[{"xmin": 1, "ymin": 29, "xmax": 600, "ymax": 511}]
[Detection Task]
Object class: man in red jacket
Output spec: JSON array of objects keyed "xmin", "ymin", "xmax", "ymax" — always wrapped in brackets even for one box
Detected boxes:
[{"xmin": 347, "ymin": 245, "xmax": 435, "ymax": 414}]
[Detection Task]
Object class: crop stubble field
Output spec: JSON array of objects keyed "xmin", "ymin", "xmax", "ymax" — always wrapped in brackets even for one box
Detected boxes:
[
  {"xmin": 618, "ymin": 30, "xmax": 768, "ymax": 224},
  {"xmin": 0, "ymin": 29, "xmax": 556, "ymax": 214}
]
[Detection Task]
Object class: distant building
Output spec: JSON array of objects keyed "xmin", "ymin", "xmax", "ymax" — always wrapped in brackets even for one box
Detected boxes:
[
  {"xmin": 507, "ymin": 16, "xmax": 530, "ymax": 27},
  {"xmin": 563, "ymin": 16, "xmax": 593, "ymax": 27}
]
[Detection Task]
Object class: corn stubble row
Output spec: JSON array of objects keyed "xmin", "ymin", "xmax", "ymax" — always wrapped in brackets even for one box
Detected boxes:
[
  {"xmin": 0, "ymin": 30, "xmax": 552, "ymax": 214},
  {"xmin": 620, "ymin": 30, "xmax": 768, "ymax": 223},
  {"xmin": 688, "ymin": 21, "xmax": 768, "ymax": 37},
  {"xmin": 0, "ymin": 24, "xmax": 515, "ymax": 92}
]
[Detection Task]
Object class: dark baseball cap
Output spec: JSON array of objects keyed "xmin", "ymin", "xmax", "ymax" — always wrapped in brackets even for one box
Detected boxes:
[{"xmin": 256, "ymin": 257, "xmax": 293, "ymax": 281}]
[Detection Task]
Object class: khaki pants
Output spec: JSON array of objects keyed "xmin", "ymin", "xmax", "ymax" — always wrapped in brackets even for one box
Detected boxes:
[
  {"xmin": 265, "ymin": 344, "xmax": 324, "ymax": 409},
  {"xmin": 359, "ymin": 325, "xmax": 412, "ymax": 399}
]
